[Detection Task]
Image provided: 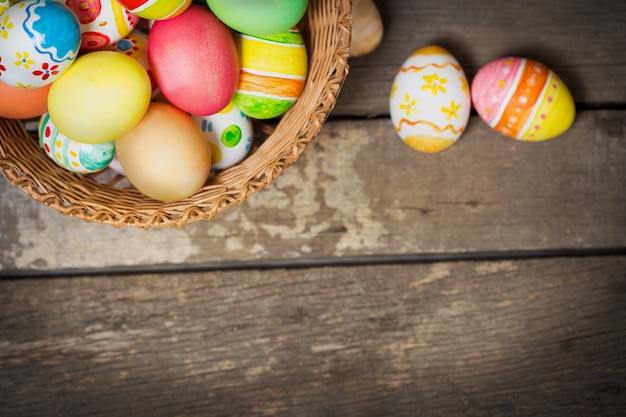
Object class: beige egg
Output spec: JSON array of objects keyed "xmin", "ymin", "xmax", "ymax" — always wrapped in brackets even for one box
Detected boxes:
[
  {"xmin": 349, "ymin": 0, "xmax": 384, "ymax": 57},
  {"xmin": 115, "ymin": 102, "xmax": 212, "ymax": 202}
]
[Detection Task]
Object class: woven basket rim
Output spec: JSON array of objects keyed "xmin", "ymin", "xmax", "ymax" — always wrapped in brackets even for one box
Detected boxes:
[{"xmin": 0, "ymin": 0, "xmax": 352, "ymax": 229}]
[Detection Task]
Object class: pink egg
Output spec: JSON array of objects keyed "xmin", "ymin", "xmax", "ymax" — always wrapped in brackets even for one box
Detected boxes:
[{"xmin": 148, "ymin": 5, "xmax": 239, "ymax": 116}]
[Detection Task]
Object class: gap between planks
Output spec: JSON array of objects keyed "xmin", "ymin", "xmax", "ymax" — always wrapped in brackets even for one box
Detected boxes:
[{"xmin": 1, "ymin": 247, "xmax": 625, "ymax": 280}]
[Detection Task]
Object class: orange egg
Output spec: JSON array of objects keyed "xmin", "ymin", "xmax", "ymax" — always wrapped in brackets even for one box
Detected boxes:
[
  {"xmin": 115, "ymin": 102, "xmax": 212, "ymax": 202},
  {"xmin": 0, "ymin": 81, "xmax": 50, "ymax": 119}
]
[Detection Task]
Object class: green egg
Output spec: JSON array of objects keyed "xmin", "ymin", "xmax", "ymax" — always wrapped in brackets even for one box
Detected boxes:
[{"xmin": 206, "ymin": 0, "xmax": 308, "ymax": 36}]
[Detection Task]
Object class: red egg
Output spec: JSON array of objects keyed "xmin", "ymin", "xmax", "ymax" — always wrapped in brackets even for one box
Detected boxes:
[
  {"xmin": 0, "ymin": 81, "xmax": 50, "ymax": 119},
  {"xmin": 148, "ymin": 5, "xmax": 239, "ymax": 116}
]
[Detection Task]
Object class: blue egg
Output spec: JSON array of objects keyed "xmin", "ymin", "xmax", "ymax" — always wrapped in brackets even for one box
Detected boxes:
[{"xmin": 0, "ymin": 0, "xmax": 80, "ymax": 88}]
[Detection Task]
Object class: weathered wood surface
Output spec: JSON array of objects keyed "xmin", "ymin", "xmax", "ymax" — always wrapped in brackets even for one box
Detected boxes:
[
  {"xmin": 334, "ymin": 0, "xmax": 626, "ymax": 117},
  {"xmin": 1, "ymin": 257, "xmax": 625, "ymax": 417},
  {"xmin": 1, "ymin": 1, "xmax": 626, "ymax": 416},
  {"xmin": 2, "ymin": 110, "xmax": 625, "ymax": 274}
]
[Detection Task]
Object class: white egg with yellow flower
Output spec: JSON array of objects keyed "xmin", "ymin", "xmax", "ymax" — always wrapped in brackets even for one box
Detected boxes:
[{"xmin": 389, "ymin": 45, "xmax": 471, "ymax": 153}]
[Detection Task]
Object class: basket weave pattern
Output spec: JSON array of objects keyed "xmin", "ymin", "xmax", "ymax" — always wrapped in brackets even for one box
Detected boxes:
[{"xmin": 0, "ymin": 0, "xmax": 351, "ymax": 229}]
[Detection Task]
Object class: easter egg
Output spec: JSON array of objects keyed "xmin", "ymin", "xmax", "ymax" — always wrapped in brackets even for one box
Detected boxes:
[
  {"xmin": 389, "ymin": 45, "xmax": 471, "ymax": 153},
  {"xmin": 233, "ymin": 27, "xmax": 308, "ymax": 120},
  {"xmin": 0, "ymin": 80, "xmax": 50, "ymax": 119},
  {"xmin": 58, "ymin": 0, "xmax": 140, "ymax": 51},
  {"xmin": 115, "ymin": 102, "xmax": 212, "ymax": 202},
  {"xmin": 0, "ymin": 0, "xmax": 15, "ymax": 15},
  {"xmin": 105, "ymin": 30, "xmax": 159, "ymax": 97},
  {"xmin": 148, "ymin": 4, "xmax": 238, "ymax": 116},
  {"xmin": 116, "ymin": 0, "xmax": 191, "ymax": 20},
  {"xmin": 192, "ymin": 100, "xmax": 253, "ymax": 170},
  {"xmin": 0, "ymin": 0, "xmax": 80, "ymax": 88},
  {"xmin": 206, "ymin": 0, "xmax": 307, "ymax": 36},
  {"xmin": 38, "ymin": 112, "xmax": 115, "ymax": 173},
  {"xmin": 471, "ymin": 57, "xmax": 575, "ymax": 141},
  {"xmin": 48, "ymin": 50, "xmax": 151, "ymax": 144},
  {"xmin": 350, "ymin": 0, "xmax": 383, "ymax": 58}
]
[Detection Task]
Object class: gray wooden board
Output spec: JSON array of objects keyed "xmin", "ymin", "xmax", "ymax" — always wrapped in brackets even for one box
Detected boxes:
[
  {"xmin": 333, "ymin": 0, "xmax": 626, "ymax": 117},
  {"xmin": 1, "ymin": 257, "xmax": 625, "ymax": 416},
  {"xmin": 1, "ymin": 110, "xmax": 625, "ymax": 273}
]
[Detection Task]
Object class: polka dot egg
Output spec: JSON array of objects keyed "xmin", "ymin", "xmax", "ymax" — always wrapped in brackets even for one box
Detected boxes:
[
  {"xmin": 39, "ymin": 112, "xmax": 115, "ymax": 173},
  {"xmin": 389, "ymin": 45, "xmax": 471, "ymax": 153},
  {"xmin": 233, "ymin": 27, "xmax": 308, "ymax": 120},
  {"xmin": 471, "ymin": 57, "xmax": 575, "ymax": 141},
  {"xmin": 192, "ymin": 101, "xmax": 253, "ymax": 170}
]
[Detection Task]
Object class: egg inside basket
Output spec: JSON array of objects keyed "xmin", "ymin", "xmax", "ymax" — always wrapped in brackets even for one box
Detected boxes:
[{"xmin": 0, "ymin": 0, "xmax": 351, "ymax": 229}]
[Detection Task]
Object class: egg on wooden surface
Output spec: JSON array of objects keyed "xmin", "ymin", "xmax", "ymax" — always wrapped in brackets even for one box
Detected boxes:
[
  {"xmin": 206, "ymin": 0, "xmax": 307, "ymax": 36},
  {"xmin": 389, "ymin": 45, "xmax": 471, "ymax": 153},
  {"xmin": 115, "ymin": 102, "xmax": 212, "ymax": 202},
  {"xmin": 471, "ymin": 57, "xmax": 575, "ymax": 141},
  {"xmin": 349, "ymin": 0, "xmax": 383, "ymax": 58},
  {"xmin": 148, "ymin": 4, "xmax": 238, "ymax": 116},
  {"xmin": 38, "ymin": 112, "xmax": 115, "ymax": 173},
  {"xmin": 117, "ymin": 0, "xmax": 190, "ymax": 20},
  {"xmin": 47, "ymin": 50, "xmax": 152, "ymax": 144},
  {"xmin": 191, "ymin": 100, "xmax": 253, "ymax": 170},
  {"xmin": 0, "ymin": 0, "xmax": 81, "ymax": 88},
  {"xmin": 0, "ymin": 80, "xmax": 50, "ymax": 119},
  {"xmin": 105, "ymin": 30, "xmax": 159, "ymax": 97},
  {"xmin": 233, "ymin": 27, "xmax": 308, "ymax": 120}
]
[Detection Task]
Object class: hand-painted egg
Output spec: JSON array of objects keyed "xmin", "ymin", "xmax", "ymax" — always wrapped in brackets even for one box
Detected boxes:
[
  {"xmin": 0, "ymin": 80, "xmax": 50, "ymax": 119},
  {"xmin": 38, "ymin": 112, "xmax": 115, "ymax": 173},
  {"xmin": 350, "ymin": 0, "xmax": 383, "ymax": 58},
  {"xmin": 148, "ymin": 5, "xmax": 238, "ymax": 116},
  {"xmin": 191, "ymin": 100, "xmax": 253, "ymax": 170},
  {"xmin": 389, "ymin": 45, "xmax": 471, "ymax": 153},
  {"xmin": 0, "ymin": 0, "xmax": 81, "ymax": 88},
  {"xmin": 48, "ymin": 50, "xmax": 152, "ymax": 144},
  {"xmin": 206, "ymin": 0, "xmax": 307, "ymax": 37},
  {"xmin": 58, "ymin": 0, "xmax": 139, "ymax": 51},
  {"xmin": 233, "ymin": 27, "xmax": 308, "ymax": 120},
  {"xmin": 0, "ymin": 0, "xmax": 16, "ymax": 15},
  {"xmin": 117, "ymin": 0, "xmax": 190, "ymax": 20},
  {"xmin": 471, "ymin": 57, "xmax": 575, "ymax": 141},
  {"xmin": 105, "ymin": 29, "xmax": 159, "ymax": 97},
  {"xmin": 115, "ymin": 102, "xmax": 212, "ymax": 202}
]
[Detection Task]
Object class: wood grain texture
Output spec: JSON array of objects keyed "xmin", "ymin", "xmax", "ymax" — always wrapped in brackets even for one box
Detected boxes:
[
  {"xmin": 2, "ymin": 110, "xmax": 625, "ymax": 273},
  {"xmin": 1, "ymin": 257, "xmax": 625, "ymax": 417},
  {"xmin": 333, "ymin": 0, "xmax": 626, "ymax": 117}
]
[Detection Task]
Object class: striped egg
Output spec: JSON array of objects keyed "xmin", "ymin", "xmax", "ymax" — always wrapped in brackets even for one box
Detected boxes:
[
  {"xmin": 233, "ymin": 27, "xmax": 308, "ymax": 120},
  {"xmin": 471, "ymin": 57, "xmax": 575, "ymax": 141},
  {"xmin": 38, "ymin": 112, "xmax": 115, "ymax": 173},
  {"xmin": 116, "ymin": 0, "xmax": 191, "ymax": 20},
  {"xmin": 192, "ymin": 100, "xmax": 253, "ymax": 170}
]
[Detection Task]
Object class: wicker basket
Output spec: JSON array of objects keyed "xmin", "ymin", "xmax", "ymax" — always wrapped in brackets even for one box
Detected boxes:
[{"xmin": 0, "ymin": 0, "xmax": 351, "ymax": 229}]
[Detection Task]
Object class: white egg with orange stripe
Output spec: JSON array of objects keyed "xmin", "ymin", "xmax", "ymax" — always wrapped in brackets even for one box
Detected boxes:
[
  {"xmin": 389, "ymin": 45, "xmax": 471, "ymax": 153},
  {"xmin": 233, "ymin": 27, "xmax": 308, "ymax": 120}
]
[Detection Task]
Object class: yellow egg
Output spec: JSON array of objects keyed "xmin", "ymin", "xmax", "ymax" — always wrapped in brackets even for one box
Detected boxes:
[
  {"xmin": 115, "ymin": 102, "xmax": 212, "ymax": 202},
  {"xmin": 48, "ymin": 51, "xmax": 151, "ymax": 144}
]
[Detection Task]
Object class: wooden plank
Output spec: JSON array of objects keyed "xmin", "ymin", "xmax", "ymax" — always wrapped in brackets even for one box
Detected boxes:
[
  {"xmin": 333, "ymin": 0, "xmax": 626, "ymax": 116},
  {"xmin": 1, "ymin": 109, "xmax": 625, "ymax": 273},
  {"xmin": 1, "ymin": 257, "xmax": 625, "ymax": 416}
]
